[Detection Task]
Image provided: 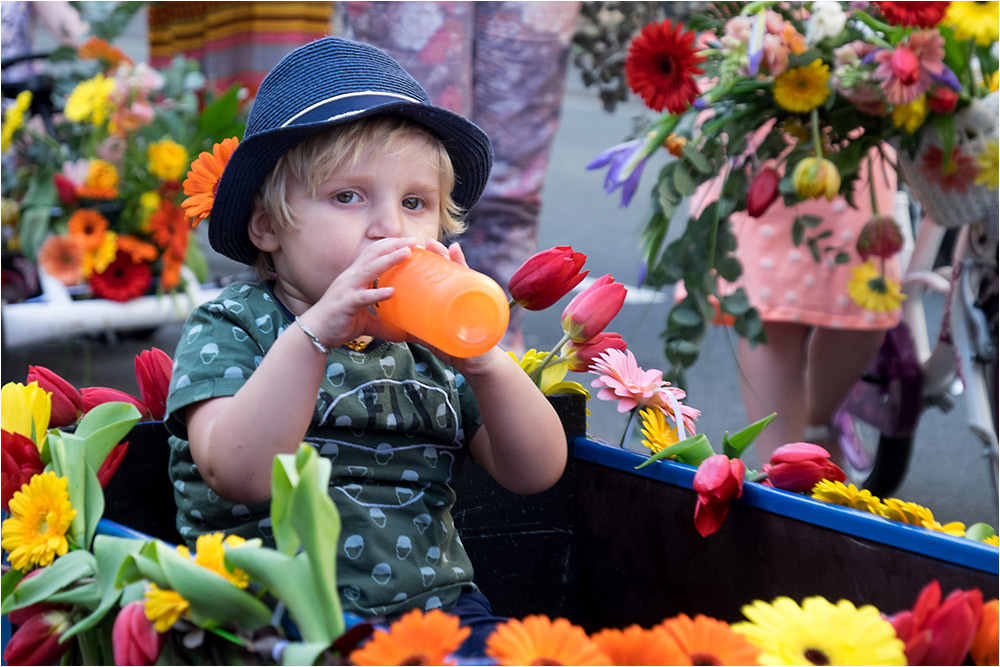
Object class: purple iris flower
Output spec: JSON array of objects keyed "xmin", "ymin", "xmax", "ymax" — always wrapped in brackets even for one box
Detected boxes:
[
  {"xmin": 747, "ymin": 12, "xmax": 765, "ymax": 76},
  {"xmin": 586, "ymin": 138, "xmax": 654, "ymax": 208},
  {"xmin": 932, "ymin": 64, "xmax": 962, "ymax": 92}
]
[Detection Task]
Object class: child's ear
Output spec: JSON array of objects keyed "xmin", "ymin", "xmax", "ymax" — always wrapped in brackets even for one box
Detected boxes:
[{"xmin": 248, "ymin": 204, "xmax": 280, "ymax": 252}]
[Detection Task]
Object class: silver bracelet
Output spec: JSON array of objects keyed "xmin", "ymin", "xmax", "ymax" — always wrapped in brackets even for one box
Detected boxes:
[{"xmin": 294, "ymin": 316, "xmax": 329, "ymax": 355}]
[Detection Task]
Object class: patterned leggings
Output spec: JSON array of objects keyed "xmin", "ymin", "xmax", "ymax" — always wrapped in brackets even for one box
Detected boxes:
[{"xmin": 341, "ymin": 1, "xmax": 581, "ymax": 343}]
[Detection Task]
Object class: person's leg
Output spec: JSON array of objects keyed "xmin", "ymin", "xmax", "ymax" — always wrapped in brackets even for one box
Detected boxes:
[
  {"xmin": 462, "ymin": 2, "xmax": 581, "ymax": 352},
  {"xmin": 737, "ymin": 321, "xmax": 810, "ymax": 465},
  {"xmin": 803, "ymin": 327, "xmax": 886, "ymax": 465}
]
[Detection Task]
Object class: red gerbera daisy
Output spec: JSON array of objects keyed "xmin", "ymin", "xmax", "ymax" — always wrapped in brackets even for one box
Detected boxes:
[
  {"xmin": 625, "ymin": 19, "xmax": 705, "ymax": 114},
  {"xmin": 874, "ymin": 1, "xmax": 951, "ymax": 28},
  {"xmin": 89, "ymin": 250, "xmax": 152, "ymax": 302},
  {"xmin": 919, "ymin": 144, "xmax": 979, "ymax": 194}
]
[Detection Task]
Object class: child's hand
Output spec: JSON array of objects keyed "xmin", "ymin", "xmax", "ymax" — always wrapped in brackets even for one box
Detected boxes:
[{"xmin": 301, "ymin": 237, "xmax": 418, "ymax": 348}]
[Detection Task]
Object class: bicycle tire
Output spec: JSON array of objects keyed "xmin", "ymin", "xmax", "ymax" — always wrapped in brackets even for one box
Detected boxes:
[{"xmin": 859, "ymin": 434, "xmax": 914, "ymax": 496}]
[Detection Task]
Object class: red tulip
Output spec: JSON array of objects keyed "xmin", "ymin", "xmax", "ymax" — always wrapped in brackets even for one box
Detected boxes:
[
  {"xmin": 890, "ymin": 47, "xmax": 920, "ymax": 85},
  {"xmin": 26, "ymin": 366, "xmax": 83, "ymax": 428},
  {"xmin": 7, "ymin": 569, "xmax": 69, "ymax": 628},
  {"xmin": 972, "ymin": 599, "xmax": 998, "ymax": 667},
  {"xmin": 509, "ymin": 246, "xmax": 589, "ymax": 310},
  {"xmin": 762, "ymin": 442, "xmax": 846, "ymax": 493},
  {"xmin": 2, "ymin": 429, "xmax": 43, "ymax": 512},
  {"xmin": 134, "ymin": 347, "xmax": 173, "ymax": 421},
  {"xmin": 746, "ymin": 167, "xmax": 781, "ymax": 218},
  {"xmin": 97, "ymin": 440, "xmax": 130, "ymax": 488},
  {"xmin": 928, "ymin": 86, "xmax": 959, "ymax": 115},
  {"xmin": 563, "ymin": 332, "xmax": 628, "ymax": 372},
  {"xmin": 113, "ymin": 600, "xmax": 166, "ymax": 666},
  {"xmin": 52, "ymin": 173, "xmax": 77, "ymax": 206},
  {"xmin": 856, "ymin": 215, "xmax": 903, "ymax": 261},
  {"xmin": 891, "ymin": 580, "xmax": 984, "ymax": 666},
  {"xmin": 4, "ymin": 608, "xmax": 73, "ymax": 666},
  {"xmin": 692, "ymin": 454, "xmax": 745, "ymax": 538},
  {"xmin": 81, "ymin": 387, "xmax": 152, "ymax": 421},
  {"xmin": 561, "ymin": 274, "xmax": 627, "ymax": 342}
]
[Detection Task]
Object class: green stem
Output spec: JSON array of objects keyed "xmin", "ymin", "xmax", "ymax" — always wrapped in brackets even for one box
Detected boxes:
[
  {"xmin": 867, "ymin": 155, "xmax": 879, "ymax": 215},
  {"xmin": 208, "ymin": 627, "xmax": 246, "ymax": 647},
  {"xmin": 850, "ymin": 9, "xmax": 894, "ymax": 48},
  {"xmin": 508, "ymin": 297, "xmax": 518, "ymax": 309},
  {"xmin": 528, "ymin": 331, "xmax": 572, "ymax": 384},
  {"xmin": 809, "ymin": 108, "xmax": 824, "ymax": 181},
  {"xmin": 619, "ymin": 408, "xmax": 639, "ymax": 449}
]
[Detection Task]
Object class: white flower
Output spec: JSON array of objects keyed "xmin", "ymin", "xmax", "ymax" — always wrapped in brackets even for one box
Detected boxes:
[{"xmin": 805, "ymin": 1, "xmax": 847, "ymax": 46}]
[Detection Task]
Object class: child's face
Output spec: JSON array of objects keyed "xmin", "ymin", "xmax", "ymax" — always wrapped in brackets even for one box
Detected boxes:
[{"xmin": 265, "ymin": 135, "xmax": 444, "ymax": 304}]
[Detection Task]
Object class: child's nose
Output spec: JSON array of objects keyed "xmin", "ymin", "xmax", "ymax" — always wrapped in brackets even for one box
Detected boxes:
[{"xmin": 368, "ymin": 203, "xmax": 405, "ymax": 239}]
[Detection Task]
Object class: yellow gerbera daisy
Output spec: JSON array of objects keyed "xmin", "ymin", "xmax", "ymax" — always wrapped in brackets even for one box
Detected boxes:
[
  {"xmin": 733, "ymin": 596, "xmax": 906, "ymax": 666},
  {"xmin": 81, "ymin": 230, "xmax": 118, "ymax": 278},
  {"xmin": 64, "ymin": 73, "xmax": 115, "ymax": 126},
  {"xmin": 147, "ymin": 138, "xmax": 190, "ymax": 181},
  {"xmin": 983, "ymin": 534, "xmax": 999, "ymax": 546},
  {"xmin": 773, "ymin": 60, "xmax": 830, "ymax": 113},
  {"xmin": 85, "ymin": 159, "xmax": 119, "ymax": 192},
  {"xmin": 1, "ymin": 90, "xmax": 32, "ymax": 153},
  {"xmin": 975, "ymin": 141, "xmax": 998, "ymax": 189},
  {"xmin": 508, "ymin": 349, "xmax": 591, "ymax": 399},
  {"xmin": 944, "ymin": 1, "xmax": 1000, "ymax": 46},
  {"xmin": 176, "ymin": 532, "xmax": 250, "ymax": 589},
  {"xmin": 640, "ymin": 406, "xmax": 679, "ymax": 455},
  {"xmin": 144, "ymin": 583, "xmax": 190, "ymax": 633},
  {"xmin": 847, "ymin": 261, "xmax": 906, "ymax": 312},
  {"xmin": 1, "ymin": 471, "xmax": 76, "ymax": 572},
  {"xmin": 892, "ymin": 95, "xmax": 928, "ymax": 134},
  {"xmin": 1, "ymin": 381, "xmax": 51, "ymax": 447},
  {"xmin": 811, "ymin": 479, "xmax": 885, "ymax": 514}
]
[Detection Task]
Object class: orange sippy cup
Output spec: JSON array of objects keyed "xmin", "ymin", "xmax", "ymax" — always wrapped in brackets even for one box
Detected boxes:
[{"xmin": 372, "ymin": 247, "xmax": 510, "ymax": 357}]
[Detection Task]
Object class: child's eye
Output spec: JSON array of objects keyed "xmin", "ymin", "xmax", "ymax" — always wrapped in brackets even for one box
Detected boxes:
[
  {"xmin": 402, "ymin": 197, "xmax": 424, "ymax": 211},
  {"xmin": 333, "ymin": 191, "xmax": 359, "ymax": 204}
]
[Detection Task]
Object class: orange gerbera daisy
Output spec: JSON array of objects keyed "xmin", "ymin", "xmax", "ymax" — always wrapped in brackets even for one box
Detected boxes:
[
  {"xmin": 660, "ymin": 613, "xmax": 761, "ymax": 665},
  {"xmin": 159, "ymin": 246, "xmax": 185, "ymax": 291},
  {"xmin": 150, "ymin": 199, "xmax": 190, "ymax": 255},
  {"xmin": 182, "ymin": 137, "xmax": 239, "ymax": 226},
  {"xmin": 486, "ymin": 615, "xmax": 610, "ymax": 666},
  {"xmin": 67, "ymin": 209, "xmax": 110, "ymax": 251},
  {"xmin": 78, "ymin": 36, "xmax": 132, "ymax": 69},
  {"xmin": 350, "ymin": 609, "xmax": 470, "ymax": 666},
  {"xmin": 36, "ymin": 234, "xmax": 83, "ymax": 286},
  {"xmin": 117, "ymin": 235, "xmax": 159, "ymax": 264},
  {"xmin": 591, "ymin": 624, "xmax": 687, "ymax": 665}
]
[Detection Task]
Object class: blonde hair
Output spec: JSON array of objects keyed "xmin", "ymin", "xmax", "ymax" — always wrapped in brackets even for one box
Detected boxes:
[{"xmin": 252, "ymin": 116, "xmax": 465, "ymax": 278}]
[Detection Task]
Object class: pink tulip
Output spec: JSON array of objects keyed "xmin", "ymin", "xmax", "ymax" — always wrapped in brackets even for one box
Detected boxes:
[
  {"xmin": 561, "ymin": 274, "xmax": 627, "ymax": 342},
  {"xmin": 891, "ymin": 580, "xmax": 984, "ymax": 665},
  {"xmin": 4, "ymin": 609, "xmax": 72, "ymax": 666},
  {"xmin": 26, "ymin": 366, "xmax": 83, "ymax": 428},
  {"xmin": 2, "ymin": 429, "xmax": 43, "ymax": 512},
  {"xmin": 928, "ymin": 86, "xmax": 959, "ymax": 114},
  {"xmin": 856, "ymin": 215, "xmax": 903, "ymax": 261},
  {"xmin": 81, "ymin": 386, "xmax": 152, "ymax": 421},
  {"xmin": 97, "ymin": 440, "xmax": 130, "ymax": 488},
  {"xmin": 762, "ymin": 442, "xmax": 846, "ymax": 493},
  {"xmin": 746, "ymin": 167, "xmax": 781, "ymax": 218},
  {"xmin": 134, "ymin": 347, "xmax": 173, "ymax": 421},
  {"xmin": 890, "ymin": 47, "xmax": 920, "ymax": 85},
  {"xmin": 563, "ymin": 332, "xmax": 628, "ymax": 372},
  {"xmin": 113, "ymin": 600, "xmax": 166, "ymax": 666},
  {"xmin": 692, "ymin": 454, "xmax": 745, "ymax": 538},
  {"xmin": 509, "ymin": 246, "xmax": 589, "ymax": 311}
]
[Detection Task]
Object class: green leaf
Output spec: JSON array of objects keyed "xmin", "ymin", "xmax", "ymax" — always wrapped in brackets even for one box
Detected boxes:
[
  {"xmin": 184, "ymin": 239, "xmax": 210, "ymax": 284},
  {"xmin": 673, "ymin": 164, "xmax": 697, "ymax": 197},
  {"xmin": 282, "ymin": 642, "xmax": 332, "ymax": 667},
  {"xmin": 722, "ymin": 413, "xmax": 777, "ymax": 459},
  {"xmin": 635, "ymin": 434, "xmax": 713, "ymax": 469},
  {"xmin": 682, "ymin": 143, "xmax": 712, "ymax": 174},
  {"xmin": 270, "ymin": 454, "xmax": 302, "ymax": 557},
  {"xmin": 1, "ymin": 550, "xmax": 97, "ymax": 615},
  {"xmin": 720, "ymin": 291, "xmax": 751, "ymax": 317},
  {"xmin": 18, "ymin": 206, "xmax": 53, "ymax": 262},
  {"xmin": 669, "ymin": 306, "xmax": 702, "ymax": 328},
  {"xmin": 834, "ymin": 251, "xmax": 851, "ymax": 264},
  {"xmin": 74, "ymin": 401, "xmax": 142, "ymax": 472},
  {"xmin": 61, "ymin": 536, "xmax": 147, "ymax": 641}
]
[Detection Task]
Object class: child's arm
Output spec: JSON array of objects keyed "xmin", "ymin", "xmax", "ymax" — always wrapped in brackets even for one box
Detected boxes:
[
  {"xmin": 185, "ymin": 238, "xmax": 417, "ymax": 504},
  {"xmin": 462, "ymin": 348, "xmax": 568, "ymax": 494}
]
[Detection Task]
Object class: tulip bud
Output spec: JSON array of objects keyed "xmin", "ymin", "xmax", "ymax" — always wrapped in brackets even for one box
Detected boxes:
[
  {"xmin": 746, "ymin": 167, "xmax": 781, "ymax": 218},
  {"xmin": 692, "ymin": 454, "xmax": 745, "ymax": 537},
  {"xmin": 972, "ymin": 599, "xmax": 998, "ymax": 667},
  {"xmin": 26, "ymin": 366, "xmax": 83, "ymax": 428},
  {"xmin": 889, "ymin": 47, "xmax": 920, "ymax": 85},
  {"xmin": 762, "ymin": 442, "xmax": 846, "ymax": 493},
  {"xmin": 4, "ymin": 609, "xmax": 72, "ymax": 666},
  {"xmin": 563, "ymin": 332, "xmax": 628, "ymax": 372},
  {"xmin": 52, "ymin": 174, "xmax": 77, "ymax": 206},
  {"xmin": 927, "ymin": 86, "xmax": 959, "ymax": 114},
  {"xmin": 856, "ymin": 215, "xmax": 904, "ymax": 261},
  {"xmin": 134, "ymin": 348, "xmax": 173, "ymax": 421},
  {"xmin": 791, "ymin": 157, "xmax": 841, "ymax": 200},
  {"xmin": 113, "ymin": 600, "xmax": 166, "ymax": 667},
  {"xmin": 509, "ymin": 246, "xmax": 589, "ymax": 311},
  {"xmin": 81, "ymin": 387, "xmax": 152, "ymax": 420},
  {"xmin": 561, "ymin": 274, "xmax": 627, "ymax": 342},
  {"xmin": 97, "ymin": 440, "xmax": 130, "ymax": 488},
  {"xmin": 2, "ymin": 430, "xmax": 44, "ymax": 511}
]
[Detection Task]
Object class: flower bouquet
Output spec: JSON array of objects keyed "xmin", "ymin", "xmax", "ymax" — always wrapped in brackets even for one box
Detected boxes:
[
  {"xmin": 1, "ymin": 34, "xmax": 247, "ymax": 304},
  {"xmin": 581, "ymin": 1, "xmax": 999, "ymax": 380}
]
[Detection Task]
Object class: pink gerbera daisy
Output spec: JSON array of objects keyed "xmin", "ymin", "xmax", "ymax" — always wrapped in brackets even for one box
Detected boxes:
[
  {"xmin": 653, "ymin": 386, "xmax": 701, "ymax": 439},
  {"xmin": 590, "ymin": 348, "xmax": 669, "ymax": 413},
  {"xmin": 873, "ymin": 30, "xmax": 945, "ymax": 105}
]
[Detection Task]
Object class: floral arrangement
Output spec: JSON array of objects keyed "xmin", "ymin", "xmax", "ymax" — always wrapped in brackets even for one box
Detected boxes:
[
  {"xmin": 0, "ymin": 34, "xmax": 246, "ymax": 303},
  {"xmin": 2, "ymin": 358, "xmax": 997, "ymax": 666},
  {"xmin": 582, "ymin": 0, "xmax": 1000, "ymax": 380}
]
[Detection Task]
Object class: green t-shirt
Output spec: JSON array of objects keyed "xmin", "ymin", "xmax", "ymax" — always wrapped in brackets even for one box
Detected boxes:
[{"xmin": 164, "ymin": 282, "xmax": 483, "ymax": 617}]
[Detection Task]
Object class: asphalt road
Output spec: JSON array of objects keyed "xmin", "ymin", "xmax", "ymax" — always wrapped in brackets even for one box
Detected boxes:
[{"xmin": 3, "ymin": 12, "xmax": 996, "ymax": 532}]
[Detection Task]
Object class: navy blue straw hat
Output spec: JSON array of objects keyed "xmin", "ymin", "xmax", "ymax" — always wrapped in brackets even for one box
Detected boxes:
[{"xmin": 208, "ymin": 37, "xmax": 493, "ymax": 265}]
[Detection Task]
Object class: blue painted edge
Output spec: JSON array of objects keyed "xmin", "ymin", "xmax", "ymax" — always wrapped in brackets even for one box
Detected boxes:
[
  {"xmin": 97, "ymin": 518, "xmax": 157, "ymax": 542},
  {"xmin": 571, "ymin": 436, "xmax": 1000, "ymax": 575}
]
